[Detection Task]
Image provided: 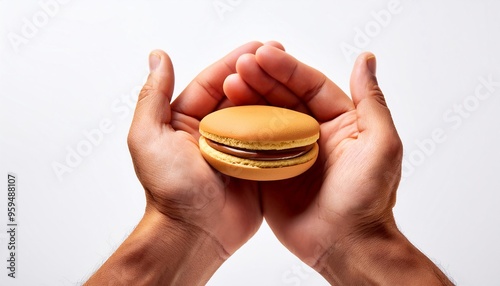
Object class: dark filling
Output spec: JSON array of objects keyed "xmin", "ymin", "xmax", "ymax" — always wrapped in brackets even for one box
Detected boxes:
[{"xmin": 206, "ymin": 139, "xmax": 314, "ymax": 161}]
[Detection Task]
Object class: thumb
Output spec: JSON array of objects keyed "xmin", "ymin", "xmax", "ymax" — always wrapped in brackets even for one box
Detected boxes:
[
  {"xmin": 350, "ymin": 52, "xmax": 397, "ymax": 137},
  {"xmin": 132, "ymin": 50, "xmax": 175, "ymax": 130}
]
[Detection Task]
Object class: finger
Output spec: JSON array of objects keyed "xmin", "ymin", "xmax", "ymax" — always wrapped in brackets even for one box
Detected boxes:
[
  {"xmin": 131, "ymin": 50, "xmax": 175, "ymax": 131},
  {"xmin": 255, "ymin": 46, "xmax": 355, "ymax": 122},
  {"xmin": 264, "ymin": 40, "xmax": 285, "ymax": 51},
  {"xmin": 349, "ymin": 52, "xmax": 398, "ymax": 137},
  {"xmin": 234, "ymin": 53, "xmax": 310, "ymax": 114},
  {"xmin": 223, "ymin": 73, "xmax": 268, "ymax": 106},
  {"xmin": 171, "ymin": 41, "xmax": 264, "ymax": 120},
  {"xmin": 222, "ymin": 40, "xmax": 286, "ymax": 106}
]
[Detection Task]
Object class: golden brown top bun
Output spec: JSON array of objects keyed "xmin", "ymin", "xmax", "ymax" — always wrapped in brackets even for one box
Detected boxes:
[{"xmin": 199, "ymin": 105, "xmax": 319, "ymax": 150}]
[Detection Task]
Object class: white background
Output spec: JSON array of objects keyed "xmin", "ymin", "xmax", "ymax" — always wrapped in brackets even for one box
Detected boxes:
[{"xmin": 1, "ymin": 0, "xmax": 499, "ymax": 285}]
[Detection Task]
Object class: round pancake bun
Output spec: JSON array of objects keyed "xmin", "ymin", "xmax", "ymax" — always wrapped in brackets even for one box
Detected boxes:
[{"xmin": 199, "ymin": 105, "xmax": 320, "ymax": 181}]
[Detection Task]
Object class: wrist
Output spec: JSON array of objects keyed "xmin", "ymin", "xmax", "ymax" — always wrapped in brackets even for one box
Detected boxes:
[
  {"xmin": 318, "ymin": 221, "xmax": 453, "ymax": 285},
  {"xmin": 86, "ymin": 208, "xmax": 228, "ymax": 285}
]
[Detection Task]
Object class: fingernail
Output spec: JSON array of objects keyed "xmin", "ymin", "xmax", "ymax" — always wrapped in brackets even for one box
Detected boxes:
[
  {"xmin": 149, "ymin": 52, "xmax": 161, "ymax": 72},
  {"xmin": 367, "ymin": 55, "xmax": 377, "ymax": 76}
]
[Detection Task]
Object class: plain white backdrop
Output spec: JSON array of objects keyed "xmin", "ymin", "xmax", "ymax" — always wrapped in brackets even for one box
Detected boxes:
[{"xmin": 1, "ymin": 1, "xmax": 499, "ymax": 285}]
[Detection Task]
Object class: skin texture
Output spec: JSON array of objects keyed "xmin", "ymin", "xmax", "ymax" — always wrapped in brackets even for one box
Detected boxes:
[
  {"xmin": 85, "ymin": 41, "xmax": 272, "ymax": 285},
  {"xmin": 225, "ymin": 44, "xmax": 398, "ymax": 266},
  {"xmin": 85, "ymin": 41, "xmax": 454, "ymax": 285},
  {"xmin": 225, "ymin": 45, "xmax": 453, "ymax": 285},
  {"xmin": 126, "ymin": 42, "xmax": 269, "ymax": 255}
]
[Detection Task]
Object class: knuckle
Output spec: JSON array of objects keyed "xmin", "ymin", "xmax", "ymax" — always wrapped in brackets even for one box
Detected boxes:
[
  {"xmin": 127, "ymin": 125, "xmax": 148, "ymax": 152},
  {"xmin": 369, "ymin": 85, "xmax": 387, "ymax": 107},
  {"xmin": 386, "ymin": 135, "xmax": 403, "ymax": 159},
  {"xmin": 138, "ymin": 75, "xmax": 159, "ymax": 101},
  {"xmin": 138, "ymin": 84, "xmax": 154, "ymax": 102},
  {"xmin": 126, "ymin": 129, "xmax": 139, "ymax": 152}
]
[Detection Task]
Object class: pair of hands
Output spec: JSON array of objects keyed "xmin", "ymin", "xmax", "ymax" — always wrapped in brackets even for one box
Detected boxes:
[
  {"xmin": 127, "ymin": 40, "xmax": 402, "ymax": 273},
  {"xmin": 86, "ymin": 41, "xmax": 451, "ymax": 285}
]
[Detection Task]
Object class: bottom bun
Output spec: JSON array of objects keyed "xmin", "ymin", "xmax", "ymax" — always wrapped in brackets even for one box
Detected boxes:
[{"xmin": 199, "ymin": 137, "xmax": 319, "ymax": 181}]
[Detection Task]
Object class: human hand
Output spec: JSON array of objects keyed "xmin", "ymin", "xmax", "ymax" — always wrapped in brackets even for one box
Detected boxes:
[
  {"xmin": 225, "ymin": 46, "xmax": 452, "ymax": 284},
  {"xmin": 85, "ymin": 42, "xmax": 289, "ymax": 285},
  {"xmin": 127, "ymin": 42, "xmax": 282, "ymax": 256},
  {"xmin": 225, "ymin": 44, "xmax": 400, "ymax": 264}
]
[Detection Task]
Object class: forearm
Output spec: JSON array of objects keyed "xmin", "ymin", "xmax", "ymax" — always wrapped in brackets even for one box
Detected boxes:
[
  {"xmin": 318, "ymin": 224, "xmax": 454, "ymax": 286},
  {"xmin": 85, "ymin": 209, "xmax": 227, "ymax": 286}
]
